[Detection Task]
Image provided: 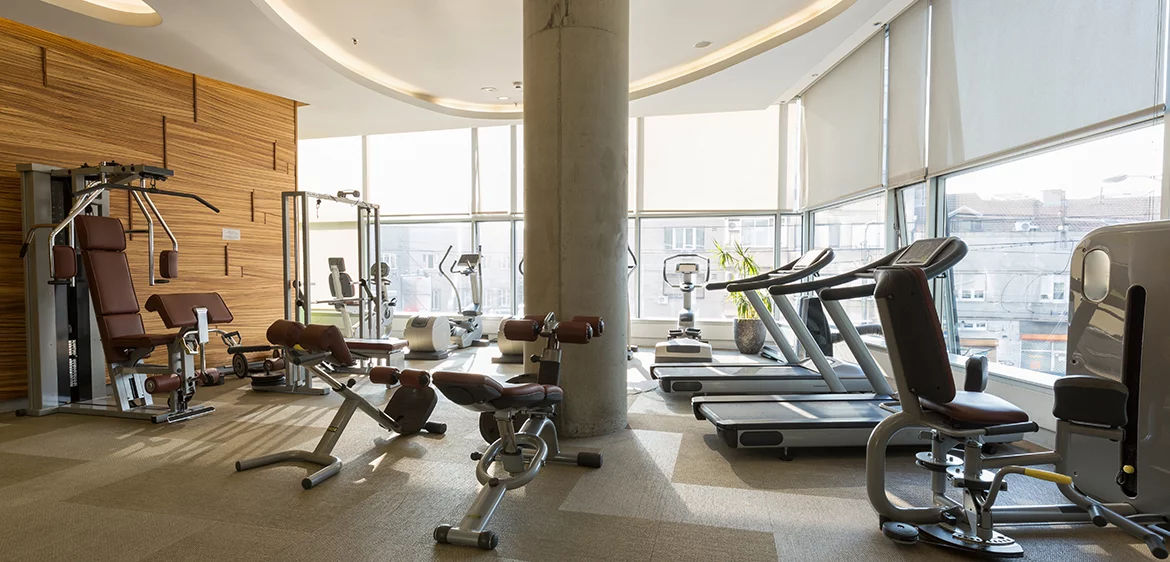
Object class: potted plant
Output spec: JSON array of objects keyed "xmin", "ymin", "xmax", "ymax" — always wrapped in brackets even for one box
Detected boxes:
[{"xmin": 712, "ymin": 240, "xmax": 770, "ymax": 355}]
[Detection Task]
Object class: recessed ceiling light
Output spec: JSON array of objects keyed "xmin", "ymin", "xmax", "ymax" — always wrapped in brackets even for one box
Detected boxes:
[
  {"xmin": 513, "ymin": 81, "xmax": 523, "ymax": 90},
  {"xmin": 37, "ymin": 0, "xmax": 161, "ymax": 26},
  {"xmin": 694, "ymin": 40, "xmax": 712, "ymax": 49},
  {"xmin": 481, "ymin": 86, "xmax": 497, "ymax": 92},
  {"xmin": 351, "ymin": 37, "xmax": 359, "ymax": 45},
  {"xmin": 497, "ymin": 96, "xmax": 510, "ymax": 101}
]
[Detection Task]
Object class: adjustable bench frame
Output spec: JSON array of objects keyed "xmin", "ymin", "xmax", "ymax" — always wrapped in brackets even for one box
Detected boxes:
[{"xmin": 236, "ymin": 321, "xmax": 445, "ymax": 489}]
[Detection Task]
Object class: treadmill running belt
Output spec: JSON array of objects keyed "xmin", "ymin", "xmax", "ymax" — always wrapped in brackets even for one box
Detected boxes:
[{"xmin": 700, "ymin": 398, "xmax": 891, "ymax": 428}]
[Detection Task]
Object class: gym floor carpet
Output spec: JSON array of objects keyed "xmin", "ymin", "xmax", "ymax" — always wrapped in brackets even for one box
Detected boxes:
[{"xmin": 0, "ymin": 348, "xmax": 1150, "ymax": 561}]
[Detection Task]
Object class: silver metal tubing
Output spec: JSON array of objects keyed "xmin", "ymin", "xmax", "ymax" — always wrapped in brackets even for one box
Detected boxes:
[
  {"xmin": 374, "ymin": 205, "xmax": 383, "ymax": 338},
  {"xmin": 129, "ymin": 191, "xmax": 155, "ymax": 285},
  {"xmin": 821, "ymin": 298, "xmax": 893, "ymax": 395},
  {"xmin": 282, "ymin": 193, "xmax": 293, "ymax": 320},
  {"xmin": 46, "ymin": 190, "xmax": 102, "ymax": 279},
  {"xmin": 475, "ymin": 434, "xmax": 548, "ymax": 490},
  {"xmin": 235, "ymin": 450, "xmax": 342, "ymax": 490},
  {"xmin": 141, "ymin": 190, "xmax": 178, "ymax": 251},
  {"xmin": 745, "ymin": 290, "xmax": 800, "ymax": 363},
  {"xmin": 772, "ymin": 292, "xmax": 846, "ymax": 393},
  {"xmin": 301, "ymin": 194, "xmax": 312, "ymax": 325},
  {"xmin": 981, "ymin": 450, "xmax": 1061, "ymax": 469},
  {"xmin": 357, "ymin": 206, "xmax": 367, "ymax": 339},
  {"xmin": 866, "ymin": 411, "xmax": 945, "ymax": 524}
]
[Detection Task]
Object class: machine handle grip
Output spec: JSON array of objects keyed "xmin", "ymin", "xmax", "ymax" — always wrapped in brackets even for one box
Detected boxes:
[
  {"xmin": 1022, "ymin": 468, "xmax": 1073, "ymax": 485},
  {"xmin": 982, "ymin": 421, "xmax": 1039, "ymax": 436}
]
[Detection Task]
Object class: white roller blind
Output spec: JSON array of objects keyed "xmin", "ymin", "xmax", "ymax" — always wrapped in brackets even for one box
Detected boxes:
[
  {"xmin": 803, "ymin": 33, "xmax": 884, "ymax": 208},
  {"xmin": 887, "ymin": 0, "xmax": 928, "ymax": 187},
  {"xmin": 929, "ymin": 0, "xmax": 1164, "ymax": 174}
]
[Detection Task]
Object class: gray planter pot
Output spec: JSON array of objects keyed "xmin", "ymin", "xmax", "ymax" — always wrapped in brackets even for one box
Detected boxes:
[{"xmin": 733, "ymin": 317, "xmax": 766, "ymax": 355}]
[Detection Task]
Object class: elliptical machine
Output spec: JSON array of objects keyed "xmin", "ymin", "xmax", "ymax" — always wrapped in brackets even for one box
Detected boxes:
[
  {"xmin": 443, "ymin": 246, "xmax": 488, "ymax": 348},
  {"xmin": 654, "ymin": 253, "xmax": 713, "ymax": 363}
]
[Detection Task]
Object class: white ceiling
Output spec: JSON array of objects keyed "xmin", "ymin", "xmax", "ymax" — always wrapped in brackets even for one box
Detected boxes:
[{"xmin": 2, "ymin": 0, "xmax": 897, "ymax": 138}]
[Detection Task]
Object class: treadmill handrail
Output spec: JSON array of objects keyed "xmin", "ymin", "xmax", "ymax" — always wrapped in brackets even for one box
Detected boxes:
[
  {"xmin": 707, "ymin": 251, "xmax": 808, "ymax": 291},
  {"xmin": 718, "ymin": 248, "xmax": 835, "ymax": 292},
  {"xmin": 768, "ymin": 247, "xmax": 904, "ymax": 296},
  {"xmin": 768, "ymin": 238, "xmax": 967, "ymax": 297}
]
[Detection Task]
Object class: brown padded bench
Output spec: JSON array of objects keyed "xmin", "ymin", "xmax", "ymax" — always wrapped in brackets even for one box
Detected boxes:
[
  {"xmin": 145, "ymin": 293, "xmax": 233, "ymax": 328},
  {"xmin": 75, "ymin": 215, "xmax": 230, "ymax": 363},
  {"xmin": 431, "ymin": 371, "xmax": 563, "ymax": 412},
  {"xmin": 265, "ymin": 319, "xmax": 423, "ymax": 388}
]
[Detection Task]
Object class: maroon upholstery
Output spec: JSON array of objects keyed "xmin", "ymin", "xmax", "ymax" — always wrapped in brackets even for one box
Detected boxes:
[
  {"xmin": 503, "ymin": 319, "xmax": 541, "ymax": 342},
  {"xmin": 571, "ymin": 316, "xmax": 604, "ymax": 336},
  {"xmin": 298, "ymin": 324, "xmax": 354, "ymax": 366},
  {"xmin": 923, "ymin": 391, "xmax": 1029, "ymax": 425},
  {"xmin": 266, "ymin": 320, "xmax": 304, "ymax": 347},
  {"xmin": 431, "ymin": 371, "xmax": 552, "ymax": 410},
  {"xmin": 538, "ymin": 385, "xmax": 564, "ymax": 406},
  {"xmin": 159, "ymin": 250, "xmax": 179, "ymax": 279},
  {"xmin": 555, "ymin": 321, "xmax": 592, "ymax": 344},
  {"xmin": 52, "ymin": 245, "xmax": 76, "ymax": 280},
  {"xmin": 76, "ymin": 215, "xmax": 126, "ymax": 251},
  {"xmin": 144, "ymin": 293, "xmax": 233, "ymax": 328},
  {"xmin": 395, "ymin": 368, "xmax": 431, "ymax": 389},
  {"xmin": 76, "ymin": 216, "xmax": 145, "ymax": 362}
]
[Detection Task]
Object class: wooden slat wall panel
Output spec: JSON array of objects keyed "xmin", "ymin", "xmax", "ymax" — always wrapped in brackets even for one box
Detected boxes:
[{"xmin": 0, "ymin": 17, "xmax": 296, "ymax": 400}]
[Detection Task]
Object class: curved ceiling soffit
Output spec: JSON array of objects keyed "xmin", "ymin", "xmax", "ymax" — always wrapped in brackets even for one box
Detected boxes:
[{"xmin": 251, "ymin": 0, "xmax": 857, "ymax": 119}]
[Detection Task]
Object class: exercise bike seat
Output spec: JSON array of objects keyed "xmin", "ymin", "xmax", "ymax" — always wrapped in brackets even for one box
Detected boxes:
[{"xmin": 432, "ymin": 371, "xmax": 563, "ymax": 412}]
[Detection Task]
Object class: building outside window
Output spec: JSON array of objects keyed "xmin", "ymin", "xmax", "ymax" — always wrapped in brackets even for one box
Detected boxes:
[
  {"xmin": 639, "ymin": 216, "xmax": 775, "ymax": 320},
  {"xmin": 944, "ymin": 123, "xmax": 1163, "ymax": 375},
  {"xmin": 810, "ymin": 194, "xmax": 886, "ymax": 327}
]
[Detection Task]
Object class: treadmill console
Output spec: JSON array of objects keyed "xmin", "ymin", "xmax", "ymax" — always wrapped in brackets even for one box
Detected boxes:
[
  {"xmin": 895, "ymin": 238, "xmax": 953, "ymax": 266},
  {"xmin": 792, "ymin": 248, "xmax": 828, "ymax": 270},
  {"xmin": 677, "ymin": 263, "xmax": 700, "ymax": 274}
]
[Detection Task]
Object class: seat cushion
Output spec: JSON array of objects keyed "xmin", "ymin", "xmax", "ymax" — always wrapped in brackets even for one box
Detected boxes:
[
  {"xmin": 433, "ymin": 371, "xmax": 504, "ymax": 406},
  {"xmin": 144, "ymin": 293, "xmax": 233, "ymax": 327},
  {"xmin": 432, "ymin": 371, "xmax": 549, "ymax": 410},
  {"xmin": 110, "ymin": 333, "xmax": 178, "ymax": 348},
  {"xmin": 535, "ymin": 385, "xmax": 563, "ymax": 407},
  {"xmin": 491, "ymin": 383, "xmax": 547, "ymax": 409},
  {"xmin": 923, "ymin": 391, "xmax": 1029, "ymax": 426}
]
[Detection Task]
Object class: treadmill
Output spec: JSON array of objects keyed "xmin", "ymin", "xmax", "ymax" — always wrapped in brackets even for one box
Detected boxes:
[
  {"xmin": 692, "ymin": 237, "xmax": 968, "ymax": 458},
  {"xmin": 651, "ymin": 248, "xmax": 873, "ymax": 395}
]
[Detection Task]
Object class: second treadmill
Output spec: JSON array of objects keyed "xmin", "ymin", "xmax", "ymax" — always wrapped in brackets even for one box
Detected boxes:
[
  {"xmin": 651, "ymin": 248, "xmax": 874, "ymax": 395},
  {"xmin": 692, "ymin": 237, "xmax": 969, "ymax": 457}
]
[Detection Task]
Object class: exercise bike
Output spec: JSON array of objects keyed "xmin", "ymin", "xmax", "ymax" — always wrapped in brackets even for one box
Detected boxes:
[
  {"xmin": 405, "ymin": 245, "xmax": 489, "ymax": 359},
  {"xmin": 653, "ymin": 253, "xmax": 713, "ymax": 363}
]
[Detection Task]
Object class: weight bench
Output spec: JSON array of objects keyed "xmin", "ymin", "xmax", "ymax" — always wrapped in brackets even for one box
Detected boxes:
[
  {"xmin": 71, "ymin": 215, "xmax": 232, "ymax": 423},
  {"xmin": 236, "ymin": 319, "xmax": 445, "ymax": 489},
  {"xmin": 231, "ymin": 323, "xmax": 409, "ymax": 394}
]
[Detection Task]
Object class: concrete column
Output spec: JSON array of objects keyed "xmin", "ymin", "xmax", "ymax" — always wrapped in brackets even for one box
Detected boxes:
[{"xmin": 523, "ymin": 0, "xmax": 629, "ymax": 437}]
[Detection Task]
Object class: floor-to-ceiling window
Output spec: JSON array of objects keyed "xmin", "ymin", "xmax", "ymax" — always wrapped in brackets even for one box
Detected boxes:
[{"xmin": 942, "ymin": 124, "xmax": 1163, "ymax": 375}]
